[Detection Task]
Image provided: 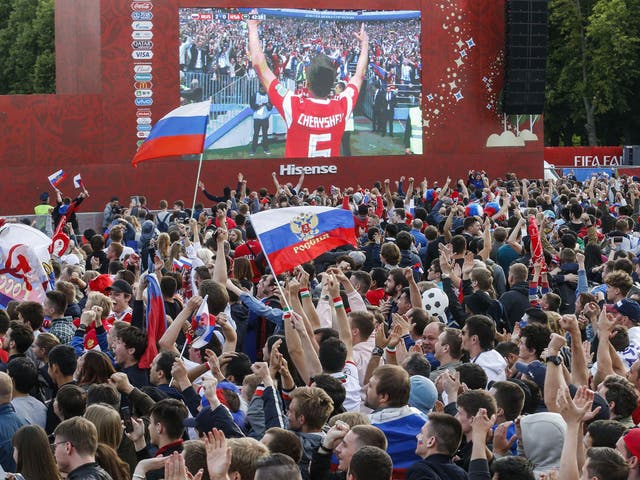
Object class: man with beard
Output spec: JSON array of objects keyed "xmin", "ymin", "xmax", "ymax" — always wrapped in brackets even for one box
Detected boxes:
[{"xmin": 365, "ymin": 365, "xmax": 428, "ymax": 477}]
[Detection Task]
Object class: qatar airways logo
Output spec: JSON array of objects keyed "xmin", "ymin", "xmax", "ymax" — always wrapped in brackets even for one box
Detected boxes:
[{"xmin": 279, "ymin": 164, "xmax": 338, "ymax": 175}]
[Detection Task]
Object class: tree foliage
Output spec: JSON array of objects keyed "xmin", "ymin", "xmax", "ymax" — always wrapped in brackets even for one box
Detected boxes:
[
  {"xmin": 0, "ymin": 0, "xmax": 55, "ymax": 94},
  {"xmin": 545, "ymin": 0, "xmax": 640, "ymax": 146}
]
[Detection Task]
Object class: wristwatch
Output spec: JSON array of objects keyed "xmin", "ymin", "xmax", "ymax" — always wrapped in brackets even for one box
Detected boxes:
[
  {"xmin": 546, "ymin": 355, "xmax": 562, "ymax": 366},
  {"xmin": 372, "ymin": 346, "xmax": 384, "ymax": 357}
]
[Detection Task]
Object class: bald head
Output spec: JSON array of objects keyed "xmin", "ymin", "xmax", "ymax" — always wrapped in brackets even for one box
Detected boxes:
[{"xmin": 0, "ymin": 372, "xmax": 13, "ymax": 403}]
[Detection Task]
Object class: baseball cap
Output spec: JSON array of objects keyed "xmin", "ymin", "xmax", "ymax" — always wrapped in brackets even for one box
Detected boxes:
[
  {"xmin": 106, "ymin": 279, "xmax": 133, "ymax": 295},
  {"xmin": 39, "ymin": 192, "xmax": 49, "ymax": 202},
  {"xmin": 463, "ymin": 291, "xmax": 493, "ymax": 315},
  {"xmin": 624, "ymin": 428, "xmax": 640, "ymax": 458},
  {"xmin": 60, "ymin": 253, "xmax": 80, "ymax": 266},
  {"xmin": 348, "ymin": 250, "xmax": 366, "ymax": 267},
  {"xmin": 543, "ymin": 210, "xmax": 556, "ymax": 220},
  {"xmin": 183, "ymin": 405, "xmax": 241, "ymax": 437},
  {"xmin": 567, "ymin": 384, "xmax": 610, "ymax": 422},
  {"xmin": 613, "ymin": 299, "xmax": 640, "ymax": 323},
  {"xmin": 515, "ymin": 361, "xmax": 547, "ymax": 390},
  {"xmin": 88, "ymin": 274, "xmax": 113, "ymax": 294}
]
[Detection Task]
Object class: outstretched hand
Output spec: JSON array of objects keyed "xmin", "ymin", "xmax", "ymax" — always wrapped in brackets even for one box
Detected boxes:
[{"xmin": 354, "ymin": 23, "xmax": 368, "ymax": 45}]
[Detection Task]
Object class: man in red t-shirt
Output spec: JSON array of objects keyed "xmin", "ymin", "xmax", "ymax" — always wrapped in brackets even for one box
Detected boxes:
[{"xmin": 248, "ymin": 15, "xmax": 369, "ymax": 158}]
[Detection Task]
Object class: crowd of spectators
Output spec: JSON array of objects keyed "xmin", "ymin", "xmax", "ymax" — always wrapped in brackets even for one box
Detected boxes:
[
  {"xmin": 178, "ymin": 9, "xmax": 421, "ymax": 90},
  {"xmin": 5, "ymin": 168, "xmax": 640, "ymax": 479}
]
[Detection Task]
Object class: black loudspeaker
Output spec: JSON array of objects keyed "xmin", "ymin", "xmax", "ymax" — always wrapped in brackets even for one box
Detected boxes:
[
  {"xmin": 503, "ymin": 0, "xmax": 548, "ymax": 114},
  {"xmin": 623, "ymin": 146, "xmax": 640, "ymax": 166}
]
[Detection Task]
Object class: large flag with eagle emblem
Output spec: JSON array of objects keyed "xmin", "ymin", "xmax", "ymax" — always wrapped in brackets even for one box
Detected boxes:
[{"xmin": 250, "ymin": 207, "xmax": 356, "ymax": 275}]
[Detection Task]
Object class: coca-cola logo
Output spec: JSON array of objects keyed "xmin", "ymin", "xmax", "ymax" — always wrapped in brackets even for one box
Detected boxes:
[{"xmin": 131, "ymin": 2, "xmax": 153, "ymax": 11}]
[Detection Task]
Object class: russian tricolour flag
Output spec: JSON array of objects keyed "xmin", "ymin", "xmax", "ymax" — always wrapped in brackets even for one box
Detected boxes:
[
  {"xmin": 139, "ymin": 273, "xmax": 167, "ymax": 369},
  {"xmin": 48, "ymin": 169, "xmax": 66, "ymax": 188},
  {"xmin": 132, "ymin": 101, "xmax": 211, "ymax": 166},
  {"xmin": 251, "ymin": 207, "xmax": 356, "ymax": 275},
  {"xmin": 192, "ymin": 295, "xmax": 216, "ymax": 349},
  {"xmin": 73, "ymin": 173, "xmax": 83, "ymax": 189}
]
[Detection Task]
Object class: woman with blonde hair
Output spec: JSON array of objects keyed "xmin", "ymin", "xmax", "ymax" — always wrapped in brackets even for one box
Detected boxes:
[
  {"xmin": 84, "ymin": 403, "xmax": 122, "ymax": 450},
  {"xmin": 545, "ymin": 311, "xmax": 563, "ymax": 335},
  {"xmin": 157, "ymin": 232, "xmax": 171, "ymax": 260},
  {"xmin": 167, "ymin": 241, "xmax": 186, "ymax": 271},
  {"xmin": 85, "ymin": 403, "xmax": 137, "ymax": 474}
]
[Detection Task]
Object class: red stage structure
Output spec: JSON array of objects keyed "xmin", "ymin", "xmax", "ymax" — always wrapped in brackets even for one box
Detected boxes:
[{"xmin": 0, "ymin": 0, "xmax": 543, "ymax": 215}]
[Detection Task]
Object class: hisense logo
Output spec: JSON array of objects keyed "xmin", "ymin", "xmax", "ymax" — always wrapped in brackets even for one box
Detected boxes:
[{"xmin": 279, "ymin": 164, "xmax": 337, "ymax": 175}]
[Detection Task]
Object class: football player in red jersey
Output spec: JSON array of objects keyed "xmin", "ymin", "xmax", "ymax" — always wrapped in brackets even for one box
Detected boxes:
[{"xmin": 248, "ymin": 13, "xmax": 369, "ymax": 158}]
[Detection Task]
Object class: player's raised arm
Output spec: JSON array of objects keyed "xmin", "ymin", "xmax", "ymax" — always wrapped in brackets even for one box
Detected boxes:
[
  {"xmin": 349, "ymin": 23, "xmax": 369, "ymax": 92},
  {"xmin": 247, "ymin": 14, "xmax": 277, "ymax": 91}
]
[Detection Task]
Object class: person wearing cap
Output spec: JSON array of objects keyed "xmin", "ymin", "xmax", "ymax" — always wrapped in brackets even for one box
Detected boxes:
[
  {"xmin": 616, "ymin": 428, "xmax": 640, "ymax": 480},
  {"xmin": 105, "ymin": 279, "xmax": 133, "ymax": 324},
  {"xmin": 541, "ymin": 210, "xmax": 556, "ymax": 234},
  {"xmin": 612, "ymin": 299, "xmax": 640, "ymax": 361},
  {"xmin": 408, "ymin": 375, "xmax": 438, "ymax": 416},
  {"xmin": 34, "ymin": 191, "xmax": 53, "ymax": 235},
  {"xmin": 181, "ymin": 377, "xmax": 243, "ymax": 440}
]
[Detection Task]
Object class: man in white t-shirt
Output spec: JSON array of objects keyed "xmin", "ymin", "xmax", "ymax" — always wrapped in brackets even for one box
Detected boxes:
[{"xmin": 461, "ymin": 315, "xmax": 507, "ymax": 386}]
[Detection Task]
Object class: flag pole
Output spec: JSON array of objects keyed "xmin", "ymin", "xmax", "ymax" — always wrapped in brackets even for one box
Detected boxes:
[
  {"xmin": 169, "ymin": 340, "xmax": 190, "ymax": 388},
  {"xmin": 249, "ymin": 212, "xmax": 294, "ymax": 313},
  {"xmin": 191, "ymin": 152, "xmax": 204, "ymax": 217}
]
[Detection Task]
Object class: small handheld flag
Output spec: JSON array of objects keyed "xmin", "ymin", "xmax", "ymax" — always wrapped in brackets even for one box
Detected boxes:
[
  {"xmin": 179, "ymin": 257, "xmax": 193, "ymax": 270},
  {"xmin": 48, "ymin": 169, "xmax": 66, "ymax": 188},
  {"xmin": 192, "ymin": 295, "xmax": 216, "ymax": 349},
  {"xmin": 172, "ymin": 258, "xmax": 185, "ymax": 271},
  {"xmin": 73, "ymin": 174, "xmax": 83, "ymax": 189}
]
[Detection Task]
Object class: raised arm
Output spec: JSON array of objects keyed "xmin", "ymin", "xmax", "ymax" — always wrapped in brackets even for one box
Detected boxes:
[
  {"xmin": 404, "ymin": 267, "xmax": 423, "ymax": 309},
  {"xmin": 295, "ymin": 266, "xmax": 321, "ymax": 330},
  {"xmin": 593, "ymin": 307, "xmax": 616, "ymax": 388},
  {"xmin": 158, "ymin": 295, "xmax": 202, "ymax": 353},
  {"xmin": 327, "ymin": 274, "xmax": 352, "ymax": 360},
  {"xmin": 247, "ymin": 15, "xmax": 276, "ymax": 91},
  {"xmin": 543, "ymin": 333, "xmax": 568, "ymax": 412},
  {"xmin": 349, "ymin": 23, "xmax": 369, "ymax": 93},
  {"xmin": 560, "ymin": 315, "xmax": 589, "ymax": 387},
  {"xmin": 477, "ymin": 218, "xmax": 492, "ymax": 261},
  {"xmin": 212, "ymin": 228, "xmax": 228, "ymax": 285}
]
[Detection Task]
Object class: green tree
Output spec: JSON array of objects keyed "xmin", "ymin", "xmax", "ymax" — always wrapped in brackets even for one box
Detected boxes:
[
  {"xmin": 545, "ymin": 0, "xmax": 640, "ymax": 146},
  {"xmin": 0, "ymin": 0, "xmax": 54, "ymax": 94}
]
